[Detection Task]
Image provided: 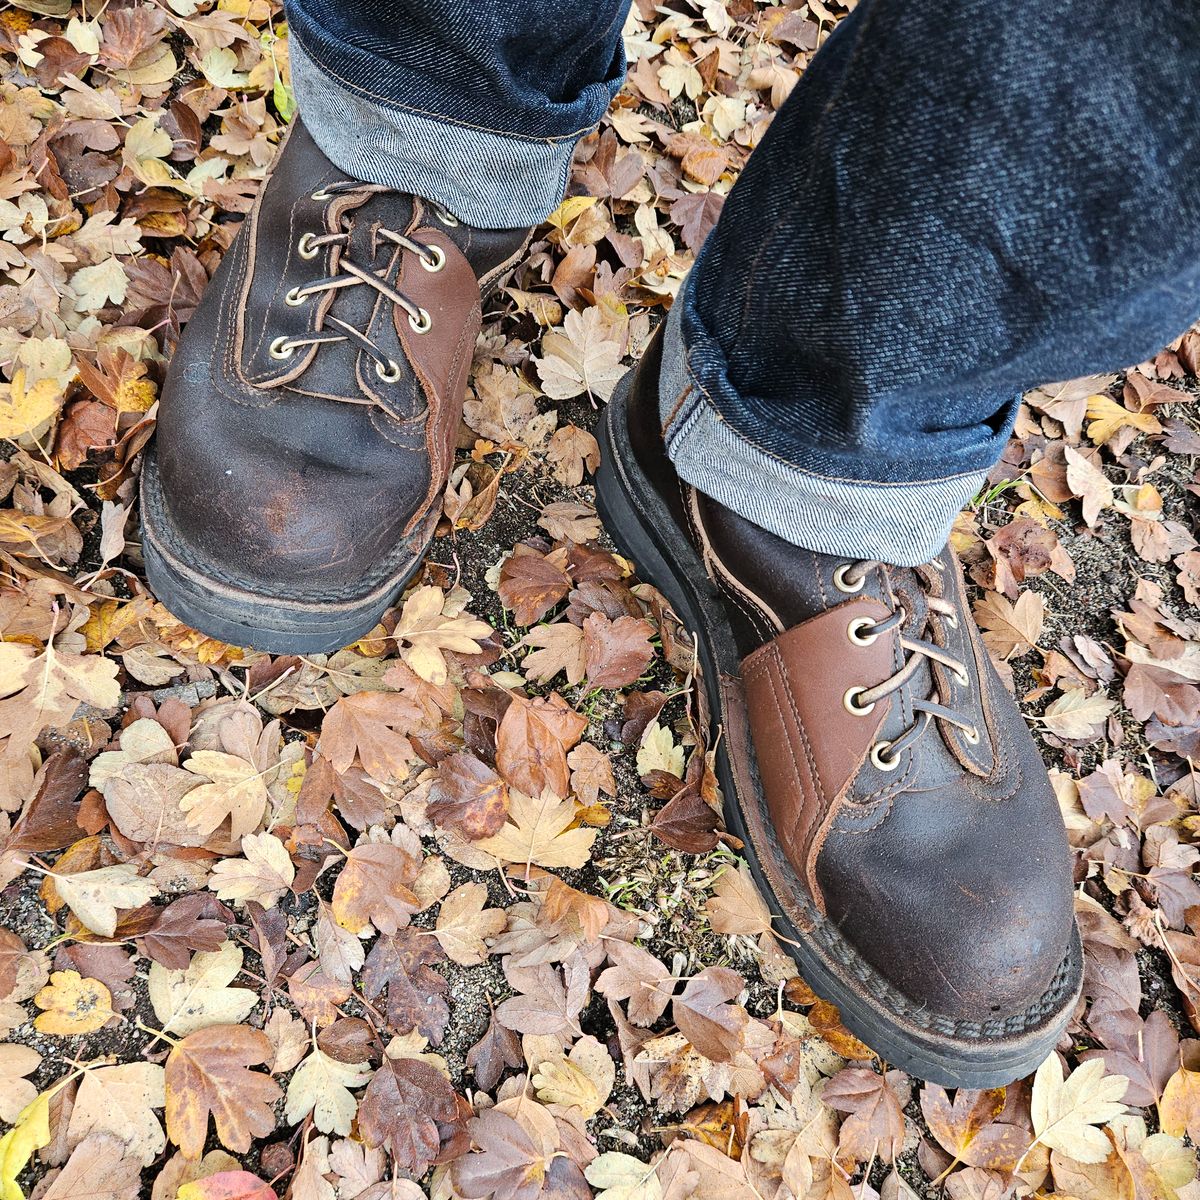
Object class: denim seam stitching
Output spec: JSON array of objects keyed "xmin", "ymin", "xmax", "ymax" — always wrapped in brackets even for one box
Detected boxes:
[
  {"xmin": 670, "ymin": 350, "xmax": 989, "ymax": 489},
  {"xmin": 291, "ymin": 30, "xmax": 603, "ymax": 145}
]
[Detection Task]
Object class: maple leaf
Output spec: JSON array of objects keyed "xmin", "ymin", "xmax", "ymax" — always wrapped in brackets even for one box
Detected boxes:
[
  {"xmin": 165, "ymin": 1025, "xmax": 282, "ymax": 1160},
  {"xmin": 538, "ymin": 500, "xmax": 603, "ymax": 543},
  {"xmin": 207, "ymin": 832, "xmax": 295, "ymax": 908},
  {"xmin": 1030, "ymin": 1055, "xmax": 1128, "ymax": 1164},
  {"xmin": 520, "ymin": 622, "xmax": 586, "ymax": 686},
  {"xmin": 920, "ymin": 1085, "xmax": 1025, "ymax": 1170},
  {"xmin": 357, "ymin": 1055, "xmax": 460, "ymax": 1178},
  {"xmin": 672, "ymin": 966, "xmax": 749, "ymax": 1063},
  {"xmin": 1063, "ymin": 444, "xmax": 1114, "ymax": 527},
  {"xmin": 319, "ymin": 691, "xmax": 420, "ymax": 783},
  {"xmin": 393, "ymin": 585, "xmax": 492, "ymax": 684},
  {"xmin": 494, "ymin": 957, "xmax": 588, "ymax": 1041},
  {"xmin": 597, "ymin": 941, "xmax": 674, "ymax": 1026},
  {"xmin": 148, "ymin": 943, "xmax": 258, "ymax": 1036},
  {"xmin": 177, "ymin": 1172, "xmax": 278, "ymax": 1200},
  {"xmin": 705, "ymin": 862, "xmax": 774, "ymax": 938},
  {"xmin": 973, "ymin": 591, "xmax": 1046, "ymax": 660},
  {"xmin": 361, "ymin": 930, "xmax": 451, "ymax": 1044},
  {"xmin": 535, "ymin": 306, "xmax": 626, "ymax": 402},
  {"xmin": 33, "ymin": 968, "xmax": 115, "ymax": 1034},
  {"xmin": 52, "ymin": 863, "xmax": 159, "ymax": 938},
  {"xmin": 426, "ymin": 753, "xmax": 510, "ymax": 840},
  {"xmin": 180, "ymin": 750, "xmax": 268, "ymax": 841},
  {"xmin": 1085, "ymin": 395, "xmax": 1161, "ymax": 446},
  {"xmin": 546, "ymin": 423, "xmax": 601, "ymax": 486},
  {"xmin": 466, "ymin": 1014, "xmax": 523, "ymax": 1091},
  {"xmin": 823, "ymin": 1066, "xmax": 909, "ymax": 1163},
  {"xmin": 331, "ymin": 842, "xmax": 421, "ymax": 935},
  {"xmin": 138, "ymin": 894, "xmax": 233, "ymax": 971},
  {"xmin": 475, "ymin": 788, "xmax": 597, "ymax": 871},
  {"xmin": 1041, "ymin": 688, "xmax": 1115, "ymax": 740},
  {"xmin": 531, "ymin": 1034, "xmax": 615, "ymax": 1118},
  {"xmin": 0, "ymin": 638, "xmax": 120, "ymax": 749},
  {"xmin": 284, "ymin": 1043, "xmax": 372, "ymax": 1136},
  {"xmin": 583, "ymin": 612, "xmax": 656, "ymax": 688},
  {"xmin": 1158, "ymin": 1067, "xmax": 1200, "ymax": 1142},
  {"xmin": 67, "ymin": 1062, "xmax": 166, "ymax": 1166},
  {"xmin": 0, "ymin": 1046, "xmax": 39, "ymax": 1124},
  {"xmin": 567, "ymin": 742, "xmax": 616, "ymax": 807},
  {"xmin": 495, "ymin": 694, "xmax": 587, "ymax": 799},
  {"xmin": 99, "ymin": 762, "xmax": 209, "ymax": 848},
  {"xmin": 498, "ymin": 545, "xmax": 572, "ymax": 626},
  {"xmin": 452, "ymin": 1107, "xmax": 560, "ymax": 1200},
  {"xmin": 585, "ymin": 1151, "xmax": 664, "ymax": 1200},
  {"xmin": 434, "ymin": 882, "xmax": 506, "ymax": 966},
  {"xmin": 43, "ymin": 1134, "xmax": 141, "ymax": 1200}
]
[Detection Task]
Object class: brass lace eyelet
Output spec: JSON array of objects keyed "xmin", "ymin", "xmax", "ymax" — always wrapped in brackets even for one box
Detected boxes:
[
  {"xmin": 284, "ymin": 286, "xmax": 308, "ymax": 306},
  {"xmin": 944, "ymin": 612, "xmax": 959, "ymax": 630},
  {"xmin": 871, "ymin": 741, "xmax": 902, "ymax": 771},
  {"xmin": 375, "ymin": 358, "xmax": 402, "ymax": 382},
  {"xmin": 408, "ymin": 307, "xmax": 432, "ymax": 334},
  {"xmin": 963, "ymin": 725, "xmax": 981, "ymax": 745},
  {"xmin": 419, "ymin": 244, "xmax": 446, "ymax": 273},
  {"xmin": 833, "ymin": 563, "xmax": 866, "ymax": 594},
  {"xmin": 434, "ymin": 206, "xmax": 459, "ymax": 227},
  {"xmin": 297, "ymin": 232, "xmax": 320, "ymax": 260},
  {"xmin": 843, "ymin": 686, "xmax": 875, "ymax": 716},
  {"xmin": 952, "ymin": 665, "xmax": 971, "ymax": 688},
  {"xmin": 311, "ymin": 187, "xmax": 333, "ymax": 201},
  {"xmin": 846, "ymin": 617, "xmax": 879, "ymax": 646},
  {"xmin": 269, "ymin": 336, "xmax": 295, "ymax": 360}
]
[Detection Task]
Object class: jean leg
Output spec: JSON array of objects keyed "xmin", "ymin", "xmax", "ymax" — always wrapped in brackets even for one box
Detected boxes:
[
  {"xmin": 661, "ymin": 0, "xmax": 1200, "ymax": 564},
  {"xmin": 285, "ymin": 0, "xmax": 629, "ymax": 226}
]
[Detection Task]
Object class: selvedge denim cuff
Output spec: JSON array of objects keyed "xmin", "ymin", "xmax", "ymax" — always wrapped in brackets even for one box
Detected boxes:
[
  {"xmin": 289, "ymin": 36, "xmax": 579, "ymax": 229},
  {"xmin": 657, "ymin": 284, "xmax": 986, "ymax": 568}
]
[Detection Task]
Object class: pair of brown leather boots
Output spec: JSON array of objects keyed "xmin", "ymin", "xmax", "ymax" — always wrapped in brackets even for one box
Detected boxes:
[{"xmin": 142, "ymin": 119, "xmax": 1081, "ymax": 1087}]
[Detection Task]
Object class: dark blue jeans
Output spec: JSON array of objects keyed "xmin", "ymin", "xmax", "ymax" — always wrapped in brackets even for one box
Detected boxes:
[{"xmin": 286, "ymin": 0, "xmax": 1200, "ymax": 564}]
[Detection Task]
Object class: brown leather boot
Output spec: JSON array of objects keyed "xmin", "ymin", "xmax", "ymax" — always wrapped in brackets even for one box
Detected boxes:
[
  {"xmin": 595, "ymin": 332, "xmax": 1082, "ymax": 1086},
  {"xmin": 140, "ymin": 118, "xmax": 530, "ymax": 652}
]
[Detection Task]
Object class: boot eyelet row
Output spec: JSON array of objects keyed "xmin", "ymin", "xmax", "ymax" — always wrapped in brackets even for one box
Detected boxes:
[
  {"xmin": 408, "ymin": 308, "xmax": 433, "ymax": 334},
  {"xmin": 847, "ymin": 617, "xmax": 879, "ymax": 646},
  {"xmin": 297, "ymin": 233, "xmax": 320, "ymax": 260},
  {"xmin": 375, "ymin": 358, "xmax": 402, "ymax": 382},
  {"xmin": 843, "ymin": 686, "xmax": 875, "ymax": 716},
  {"xmin": 269, "ymin": 336, "xmax": 296, "ymax": 360},
  {"xmin": 870, "ymin": 740, "xmax": 901, "ymax": 771},
  {"xmin": 833, "ymin": 563, "xmax": 865, "ymax": 594},
  {"xmin": 284, "ymin": 287, "xmax": 309, "ymax": 306}
]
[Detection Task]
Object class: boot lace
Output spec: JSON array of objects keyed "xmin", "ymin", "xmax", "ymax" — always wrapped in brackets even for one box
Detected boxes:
[
  {"xmin": 266, "ymin": 181, "xmax": 460, "ymax": 382},
  {"xmin": 834, "ymin": 557, "xmax": 979, "ymax": 771}
]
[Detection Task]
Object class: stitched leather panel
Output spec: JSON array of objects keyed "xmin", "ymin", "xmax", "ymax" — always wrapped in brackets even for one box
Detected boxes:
[{"xmin": 740, "ymin": 596, "xmax": 894, "ymax": 903}]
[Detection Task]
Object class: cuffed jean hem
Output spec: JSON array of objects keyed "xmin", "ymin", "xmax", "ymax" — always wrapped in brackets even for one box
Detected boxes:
[
  {"xmin": 656, "ymin": 299, "xmax": 986, "ymax": 568},
  {"xmin": 290, "ymin": 36, "xmax": 578, "ymax": 229}
]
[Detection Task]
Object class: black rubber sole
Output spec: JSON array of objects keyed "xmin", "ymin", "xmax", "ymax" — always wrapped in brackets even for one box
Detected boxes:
[
  {"xmin": 139, "ymin": 447, "xmax": 424, "ymax": 654},
  {"xmin": 593, "ymin": 378, "xmax": 1083, "ymax": 1087}
]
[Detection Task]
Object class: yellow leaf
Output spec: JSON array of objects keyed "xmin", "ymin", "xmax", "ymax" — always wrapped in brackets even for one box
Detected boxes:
[
  {"xmin": 0, "ymin": 370, "xmax": 62, "ymax": 438},
  {"xmin": 33, "ymin": 969, "xmax": 115, "ymax": 1034},
  {"xmin": 546, "ymin": 195, "xmax": 599, "ymax": 233},
  {"xmin": 1085, "ymin": 395, "xmax": 1161, "ymax": 446},
  {"xmin": 0, "ymin": 1090, "xmax": 51, "ymax": 1200}
]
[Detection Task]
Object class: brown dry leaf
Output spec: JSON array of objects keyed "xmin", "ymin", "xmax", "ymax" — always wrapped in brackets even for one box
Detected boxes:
[
  {"xmin": 0, "ymin": 1045, "xmax": 40, "ymax": 1124},
  {"xmin": 535, "ymin": 307, "xmax": 626, "ymax": 402},
  {"xmin": 495, "ymin": 694, "xmax": 585, "ymax": 798},
  {"xmin": 823, "ymin": 1067, "xmax": 908, "ymax": 1163},
  {"xmin": 673, "ymin": 967, "xmax": 748, "ymax": 1063},
  {"xmin": 433, "ymin": 882, "xmax": 506, "ymax": 966},
  {"xmin": 973, "ymin": 590, "xmax": 1046, "ymax": 660},
  {"xmin": 331, "ymin": 842, "xmax": 421, "ymax": 935},
  {"xmin": 393, "ymin": 585, "xmax": 492, "ymax": 684},
  {"xmin": 920, "ymin": 1085, "xmax": 1025, "ymax": 1170},
  {"xmin": 426, "ymin": 752, "xmax": 509, "ymax": 840},
  {"xmin": 498, "ymin": 545, "xmax": 572, "ymax": 626},
  {"xmin": 546, "ymin": 423, "xmax": 601, "ymax": 485},
  {"xmin": 1041, "ymin": 688, "xmax": 1116, "ymax": 740},
  {"xmin": 67, "ymin": 1062, "xmax": 166, "ymax": 1167},
  {"xmin": 474, "ymin": 788, "xmax": 597, "ymax": 871},
  {"xmin": 165, "ymin": 1024, "xmax": 282, "ymax": 1160},
  {"xmin": 538, "ymin": 500, "xmax": 603, "ymax": 543},
  {"xmin": 44, "ymin": 1134, "xmax": 142, "ymax": 1200},
  {"xmin": 520, "ymin": 622, "xmax": 586, "ymax": 686},
  {"xmin": 1030, "ymin": 1055, "xmax": 1128, "ymax": 1163},
  {"xmin": 319, "ymin": 691, "xmax": 420, "ymax": 783},
  {"xmin": 1086, "ymin": 395, "xmax": 1162, "ymax": 445},
  {"xmin": 1158, "ymin": 1067, "xmax": 1200, "ymax": 1141},
  {"xmin": 179, "ymin": 751, "xmax": 268, "ymax": 842},
  {"xmin": 357, "ymin": 1055, "xmax": 460, "ymax": 1178},
  {"xmin": 567, "ymin": 742, "xmax": 615, "ymax": 807},
  {"xmin": 597, "ymin": 940, "xmax": 674, "ymax": 1027},
  {"xmin": 1064, "ymin": 444, "xmax": 1114, "ymax": 526},
  {"xmin": 584, "ymin": 612, "xmax": 656, "ymax": 688}
]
